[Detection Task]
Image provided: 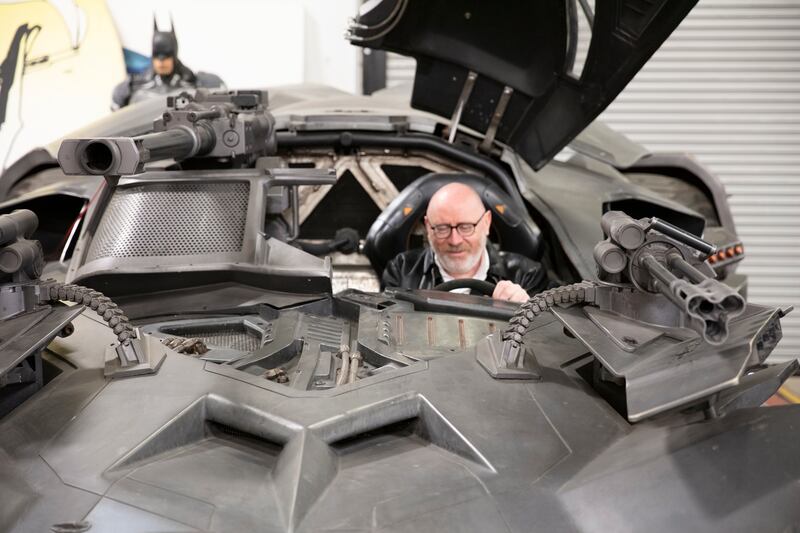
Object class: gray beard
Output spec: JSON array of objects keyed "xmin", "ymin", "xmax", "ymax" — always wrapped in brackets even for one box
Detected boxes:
[{"xmin": 437, "ymin": 237, "xmax": 486, "ymax": 277}]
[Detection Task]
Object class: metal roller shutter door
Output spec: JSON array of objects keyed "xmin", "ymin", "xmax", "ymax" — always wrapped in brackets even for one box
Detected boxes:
[
  {"xmin": 595, "ymin": 0, "xmax": 800, "ymax": 362},
  {"xmin": 385, "ymin": 1, "xmax": 800, "ymax": 362}
]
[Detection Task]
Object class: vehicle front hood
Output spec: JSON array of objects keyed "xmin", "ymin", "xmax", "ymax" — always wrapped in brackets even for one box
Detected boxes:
[
  {"xmin": 348, "ymin": 0, "xmax": 697, "ymax": 169},
  {"xmin": 4, "ymin": 307, "xmax": 800, "ymax": 532}
]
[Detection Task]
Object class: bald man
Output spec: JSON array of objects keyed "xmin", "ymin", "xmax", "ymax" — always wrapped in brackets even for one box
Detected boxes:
[{"xmin": 381, "ymin": 183, "xmax": 547, "ymax": 303}]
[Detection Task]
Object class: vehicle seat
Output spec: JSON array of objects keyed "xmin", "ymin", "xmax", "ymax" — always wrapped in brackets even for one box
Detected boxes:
[{"xmin": 364, "ymin": 173, "xmax": 542, "ymax": 275}]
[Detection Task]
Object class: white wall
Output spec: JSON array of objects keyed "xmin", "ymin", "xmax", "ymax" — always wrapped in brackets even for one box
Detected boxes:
[{"xmin": 105, "ymin": 0, "xmax": 361, "ymax": 94}]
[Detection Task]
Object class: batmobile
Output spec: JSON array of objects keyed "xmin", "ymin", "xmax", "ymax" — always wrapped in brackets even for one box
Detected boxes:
[{"xmin": 1, "ymin": 1, "xmax": 798, "ymax": 532}]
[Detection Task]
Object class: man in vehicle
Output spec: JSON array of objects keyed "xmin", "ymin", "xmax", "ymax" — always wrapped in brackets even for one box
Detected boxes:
[
  {"xmin": 111, "ymin": 20, "xmax": 224, "ymax": 110},
  {"xmin": 381, "ymin": 182, "xmax": 546, "ymax": 303}
]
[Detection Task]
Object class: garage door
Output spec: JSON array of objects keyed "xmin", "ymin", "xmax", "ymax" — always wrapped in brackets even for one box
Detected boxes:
[{"xmin": 597, "ymin": 0, "xmax": 800, "ymax": 362}]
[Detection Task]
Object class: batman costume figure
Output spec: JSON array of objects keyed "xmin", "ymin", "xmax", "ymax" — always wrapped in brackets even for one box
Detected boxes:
[{"xmin": 112, "ymin": 19, "xmax": 224, "ymax": 110}]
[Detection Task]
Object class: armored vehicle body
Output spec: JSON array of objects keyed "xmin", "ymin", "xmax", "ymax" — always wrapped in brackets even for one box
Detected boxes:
[{"xmin": 1, "ymin": 1, "xmax": 798, "ymax": 532}]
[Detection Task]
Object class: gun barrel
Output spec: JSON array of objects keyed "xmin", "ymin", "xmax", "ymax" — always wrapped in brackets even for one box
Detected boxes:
[
  {"xmin": 666, "ymin": 252, "xmax": 707, "ymax": 284},
  {"xmin": 0, "ymin": 210, "xmax": 38, "ymax": 246},
  {"xmin": 601, "ymin": 211, "xmax": 646, "ymax": 250},
  {"xmin": 138, "ymin": 128, "xmax": 211, "ymax": 164},
  {"xmin": 667, "ymin": 252, "xmax": 745, "ymax": 316},
  {"xmin": 640, "ymin": 253, "xmax": 744, "ymax": 345},
  {"xmin": 61, "ymin": 123, "xmax": 216, "ymax": 176},
  {"xmin": 639, "ymin": 253, "xmax": 683, "ymax": 305},
  {"xmin": 649, "ymin": 218, "xmax": 716, "ymax": 256}
]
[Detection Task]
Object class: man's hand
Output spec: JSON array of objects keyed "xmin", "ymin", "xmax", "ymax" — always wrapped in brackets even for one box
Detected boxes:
[{"xmin": 492, "ymin": 280, "xmax": 529, "ymax": 303}]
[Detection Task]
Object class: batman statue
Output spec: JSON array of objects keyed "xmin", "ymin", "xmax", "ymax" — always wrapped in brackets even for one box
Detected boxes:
[{"xmin": 111, "ymin": 18, "xmax": 225, "ymax": 110}]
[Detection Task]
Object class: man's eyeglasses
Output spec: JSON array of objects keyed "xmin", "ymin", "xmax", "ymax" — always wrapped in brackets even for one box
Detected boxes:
[{"xmin": 427, "ymin": 210, "xmax": 488, "ymax": 239}]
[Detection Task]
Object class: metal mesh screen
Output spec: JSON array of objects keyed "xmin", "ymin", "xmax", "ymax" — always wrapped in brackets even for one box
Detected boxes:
[
  {"xmin": 86, "ymin": 182, "xmax": 249, "ymax": 262},
  {"xmin": 160, "ymin": 324, "xmax": 261, "ymax": 352}
]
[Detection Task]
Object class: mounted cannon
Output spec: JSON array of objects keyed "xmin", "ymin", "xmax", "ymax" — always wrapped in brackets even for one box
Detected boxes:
[
  {"xmin": 58, "ymin": 90, "xmax": 276, "ymax": 177},
  {"xmin": 478, "ymin": 210, "xmax": 792, "ymax": 423},
  {"xmin": 593, "ymin": 211, "xmax": 744, "ymax": 345}
]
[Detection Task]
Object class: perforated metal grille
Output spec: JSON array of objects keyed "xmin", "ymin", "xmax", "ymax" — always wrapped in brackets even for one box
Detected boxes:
[
  {"xmin": 86, "ymin": 182, "xmax": 249, "ymax": 262},
  {"xmin": 160, "ymin": 324, "xmax": 261, "ymax": 352}
]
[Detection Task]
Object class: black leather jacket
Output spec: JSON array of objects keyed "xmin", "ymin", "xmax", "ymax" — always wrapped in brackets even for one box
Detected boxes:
[{"xmin": 381, "ymin": 245, "xmax": 547, "ymax": 296}]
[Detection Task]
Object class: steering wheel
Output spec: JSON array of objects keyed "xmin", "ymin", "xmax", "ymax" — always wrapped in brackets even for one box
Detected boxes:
[{"xmin": 434, "ymin": 279, "xmax": 496, "ymax": 296}]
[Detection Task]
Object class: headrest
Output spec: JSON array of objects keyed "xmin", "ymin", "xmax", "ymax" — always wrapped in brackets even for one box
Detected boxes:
[{"xmin": 364, "ymin": 173, "xmax": 542, "ymax": 274}]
